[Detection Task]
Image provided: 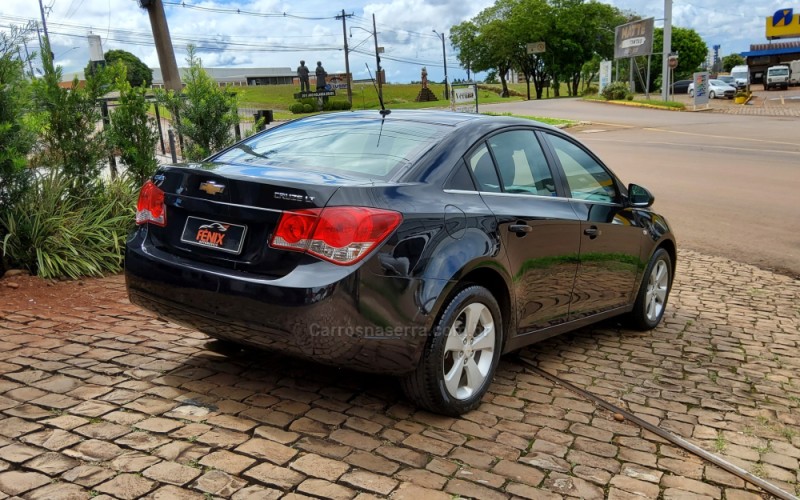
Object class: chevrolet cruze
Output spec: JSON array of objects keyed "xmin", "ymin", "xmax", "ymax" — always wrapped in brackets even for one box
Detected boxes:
[{"xmin": 126, "ymin": 110, "xmax": 676, "ymax": 415}]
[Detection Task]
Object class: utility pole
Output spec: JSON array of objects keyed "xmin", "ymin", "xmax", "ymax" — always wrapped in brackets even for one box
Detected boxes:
[
  {"xmin": 140, "ymin": 0, "xmax": 182, "ymax": 92},
  {"xmin": 433, "ymin": 30, "xmax": 449, "ymax": 100},
  {"xmin": 336, "ymin": 10, "xmax": 353, "ymax": 104},
  {"xmin": 661, "ymin": 0, "xmax": 673, "ymax": 101},
  {"xmin": 372, "ymin": 14, "xmax": 383, "ymax": 102},
  {"xmin": 37, "ymin": 0, "xmax": 53, "ymax": 61}
]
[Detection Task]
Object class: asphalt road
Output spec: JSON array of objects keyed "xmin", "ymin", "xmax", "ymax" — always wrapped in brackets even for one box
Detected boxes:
[{"xmin": 482, "ymin": 97, "xmax": 800, "ymax": 277}]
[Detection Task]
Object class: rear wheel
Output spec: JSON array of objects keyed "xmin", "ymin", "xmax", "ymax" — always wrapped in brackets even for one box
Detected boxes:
[
  {"xmin": 709, "ymin": 90, "xmax": 716, "ymax": 99},
  {"xmin": 401, "ymin": 285, "xmax": 502, "ymax": 416},
  {"xmin": 688, "ymin": 89, "xmax": 694, "ymax": 97},
  {"xmin": 627, "ymin": 248, "xmax": 672, "ymax": 331}
]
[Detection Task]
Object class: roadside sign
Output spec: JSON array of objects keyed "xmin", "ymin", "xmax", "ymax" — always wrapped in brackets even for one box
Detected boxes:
[
  {"xmin": 451, "ymin": 84, "xmax": 478, "ymax": 113},
  {"xmin": 526, "ymin": 42, "xmax": 546, "ymax": 54},
  {"xmin": 692, "ymin": 71, "xmax": 710, "ymax": 108},
  {"xmin": 668, "ymin": 56, "xmax": 678, "ymax": 69},
  {"xmin": 614, "ymin": 18, "xmax": 654, "ymax": 59},
  {"xmin": 377, "ymin": 47, "xmax": 385, "ymax": 54},
  {"xmin": 599, "ymin": 60, "xmax": 612, "ymax": 93}
]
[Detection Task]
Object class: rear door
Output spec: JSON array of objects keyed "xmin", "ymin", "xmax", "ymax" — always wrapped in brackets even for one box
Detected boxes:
[
  {"xmin": 541, "ymin": 132, "xmax": 642, "ymax": 319},
  {"xmin": 465, "ymin": 129, "xmax": 581, "ymax": 332}
]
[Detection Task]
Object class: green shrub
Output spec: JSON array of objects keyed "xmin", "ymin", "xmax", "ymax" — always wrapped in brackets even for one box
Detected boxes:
[
  {"xmin": 340, "ymin": 100, "xmax": 352, "ymax": 110},
  {"xmin": 1, "ymin": 170, "xmax": 136, "ymax": 279},
  {"xmin": 601, "ymin": 81, "xmax": 631, "ymax": 101},
  {"xmin": 302, "ymin": 104, "xmax": 313, "ymax": 113},
  {"xmin": 158, "ymin": 46, "xmax": 238, "ymax": 161},
  {"xmin": 626, "ymin": 93, "xmax": 634, "ymax": 101},
  {"xmin": 289, "ymin": 103, "xmax": 304, "ymax": 114},
  {"xmin": 108, "ymin": 69, "xmax": 159, "ymax": 186},
  {"xmin": 582, "ymin": 85, "xmax": 598, "ymax": 96}
]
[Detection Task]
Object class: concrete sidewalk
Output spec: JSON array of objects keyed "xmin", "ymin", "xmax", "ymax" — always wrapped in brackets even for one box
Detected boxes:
[{"xmin": 1, "ymin": 249, "xmax": 798, "ymax": 499}]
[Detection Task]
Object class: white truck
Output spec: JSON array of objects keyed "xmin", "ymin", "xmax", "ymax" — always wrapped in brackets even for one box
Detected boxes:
[
  {"xmin": 790, "ymin": 60, "xmax": 800, "ymax": 86},
  {"xmin": 730, "ymin": 65, "xmax": 749, "ymax": 89},
  {"xmin": 765, "ymin": 65, "xmax": 790, "ymax": 90}
]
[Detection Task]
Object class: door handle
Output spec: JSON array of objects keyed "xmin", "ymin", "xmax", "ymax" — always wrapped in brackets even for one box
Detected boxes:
[
  {"xmin": 584, "ymin": 226, "xmax": 600, "ymax": 238},
  {"xmin": 509, "ymin": 224, "xmax": 532, "ymax": 234}
]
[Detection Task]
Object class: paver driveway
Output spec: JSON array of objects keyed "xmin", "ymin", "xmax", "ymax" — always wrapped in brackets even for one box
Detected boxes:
[{"xmin": 1, "ymin": 249, "xmax": 798, "ymax": 499}]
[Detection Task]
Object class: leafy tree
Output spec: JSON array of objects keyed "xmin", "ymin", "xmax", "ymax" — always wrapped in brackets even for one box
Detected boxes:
[
  {"xmin": 108, "ymin": 67, "xmax": 159, "ymax": 185},
  {"xmin": 0, "ymin": 27, "xmax": 36, "ymax": 213},
  {"xmin": 450, "ymin": 22, "xmax": 479, "ymax": 81},
  {"xmin": 32, "ymin": 36, "xmax": 111, "ymax": 196},
  {"xmin": 722, "ymin": 54, "xmax": 745, "ymax": 73},
  {"xmin": 649, "ymin": 26, "xmax": 708, "ymax": 89},
  {"xmin": 159, "ymin": 46, "xmax": 238, "ymax": 161},
  {"xmin": 85, "ymin": 49, "xmax": 153, "ymax": 88}
]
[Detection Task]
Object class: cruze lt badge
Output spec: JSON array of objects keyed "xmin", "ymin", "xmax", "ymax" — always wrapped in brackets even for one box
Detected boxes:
[
  {"xmin": 274, "ymin": 191, "xmax": 315, "ymax": 203},
  {"xmin": 195, "ymin": 222, "xmax": 229, "ymax": 248},
  {"xmin": 199, "ymin": 181, "xmax": 225, "ymax": 195}
]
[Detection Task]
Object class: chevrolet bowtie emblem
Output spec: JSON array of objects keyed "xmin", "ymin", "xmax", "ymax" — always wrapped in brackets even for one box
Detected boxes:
[{"xmin": 199, "ymin": 181, "xmax": 225, "ymax": 195}]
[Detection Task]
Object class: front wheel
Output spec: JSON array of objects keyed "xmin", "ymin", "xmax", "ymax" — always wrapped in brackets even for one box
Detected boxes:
[
  {"xmin": 627, "ymin": 248, "xmax": 673, "ymax": 331},
  {"xmin": 688, "ymin": 89, "xmax": 694, "ymax": 97},
  {"xmin": 401, "ymin": 285, "xmax": 502, "ymax": 416}
]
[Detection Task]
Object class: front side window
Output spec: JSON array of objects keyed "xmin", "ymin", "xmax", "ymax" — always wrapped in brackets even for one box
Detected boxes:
[{"xmin": 547, "ymin": 134, "xmax": 617, "ymax": 203}]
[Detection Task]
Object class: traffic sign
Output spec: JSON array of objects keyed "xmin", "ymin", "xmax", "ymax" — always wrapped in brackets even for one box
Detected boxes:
[{"xmin": 526, "ymin": 42, "xmax": 546, "ymax": 54}]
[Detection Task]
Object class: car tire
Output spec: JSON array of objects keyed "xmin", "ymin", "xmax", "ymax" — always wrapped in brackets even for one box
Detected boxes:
[
  {"xmin": 709, "ymin": 91, "xmax": 716, "ymax": 99},
  {"xmin": 627, "ymin": 248, "xmax": 673, "ymax": 331},
  {"xmin": 401, "ymin": 285, "xmax": 502, "ymax": 416},
  {"xmin": 688, "ymin": 89, "xmax": 693, "ymax": 97}
]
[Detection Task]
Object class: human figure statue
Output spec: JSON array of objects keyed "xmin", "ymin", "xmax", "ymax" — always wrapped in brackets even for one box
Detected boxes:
[
  {"xmin": 297, "ymin": 60, "xmax": 310, "ymax": 92},
  {"xmin": 421, "ymin": 66, "xmax": 428, "ymax": 89},
  {"xmin": 315, "ymin": 61, "xmax": 327, "ymax": 90}
]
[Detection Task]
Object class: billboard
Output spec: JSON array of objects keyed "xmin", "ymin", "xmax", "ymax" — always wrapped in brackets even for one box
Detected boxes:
[
  {"xmin": 614, "ymin": 18, "xmax": 655, "ymax": 59},
  {"xmin": 451, "ymin": 84, "xmax": 478, "ymax": 113},
  {"xmin": 692, "ymin": 72, "xmax": 709, "ymax": 107},
  {"xmin": 766, "ymin": 8, "xmax": 800, "ymax": 39},
  {"xmin": 599, "ymin": 60, "xmax": 612, "ymax": 93}
]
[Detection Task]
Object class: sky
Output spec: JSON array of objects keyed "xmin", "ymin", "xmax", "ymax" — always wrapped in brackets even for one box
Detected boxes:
[{"xmin": 0, "ymin": 0, "xmax": 790, "ymax": 84}]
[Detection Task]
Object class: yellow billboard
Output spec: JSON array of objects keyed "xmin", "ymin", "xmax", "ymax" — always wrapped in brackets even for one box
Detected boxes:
[{"xmin": 766, "ymin": 8, "xmax": 800, "ymax": 39}]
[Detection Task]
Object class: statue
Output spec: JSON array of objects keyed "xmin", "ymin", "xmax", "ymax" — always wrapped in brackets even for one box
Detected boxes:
[
  {"xmin": 421, "ymin": 66, "xmax": 428, "ymax": 89},
  {"xmin": 297, "ymin": 60, "xmax": 310, "ymax": 92},
  {"xmin": 315, "ymin": 61, "xmax": 327, "ymax": 90}
]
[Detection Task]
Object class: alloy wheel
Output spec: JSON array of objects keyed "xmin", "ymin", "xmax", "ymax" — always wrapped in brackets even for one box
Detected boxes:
[
  {"xmin": 645, "ymin": 260, "xmax": 669, "ymax": 322},
  {"xmin": 442, "ymin": 303, "xmax": 496, "ymax": 400}
]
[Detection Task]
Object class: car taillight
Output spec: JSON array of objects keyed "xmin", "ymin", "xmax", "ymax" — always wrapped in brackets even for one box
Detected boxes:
[
  {"xmin": 135, "ymin": 180, "xmax": 166, "ymax": 227},
  {"xmin": 271, "ymin": 207, "xmax": 402, "ymax": 265}
]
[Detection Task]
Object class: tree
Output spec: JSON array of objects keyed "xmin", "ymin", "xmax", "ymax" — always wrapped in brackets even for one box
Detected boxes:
[
  {"xmin": 31, "ymin": 36, "xmax": 111, "ymax": 196},
  {"xmin": 85, "ymin": 49, "xmax": 153, "ymax": 88},
  {"xmin": 722, "ymin": 54, "xmax": 745, "ymax": 73},
  {"xmin": 450, "ymin": 22, "xmax": 479, "ymax": 81},
  {"xmin": 649, "ymin": 26, "xmax": 707, "ymax": 90},
  {"xmin": 0, "ymin": 26, "xmax": 36, "ymax": 213},
  {"xmin": 159, "ymin": 46, "xmax": 238, "ymax": 161},
  {"xmin": 108, "ymin": 67, "xmax": 159, "ymax": 185}
]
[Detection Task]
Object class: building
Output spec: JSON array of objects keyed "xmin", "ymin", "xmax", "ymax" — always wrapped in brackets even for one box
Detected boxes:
[
  {"xmin": 741, "ymin": 41, "xmax": 800, "ymax": 85},
  {"xmin": 151, "ymin": 67, "xmax": 296, "ymax": 88}
]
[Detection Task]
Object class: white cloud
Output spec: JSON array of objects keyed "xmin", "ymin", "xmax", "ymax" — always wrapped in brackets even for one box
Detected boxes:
[{"xmin": 0, "ymin": 0, "xmax": 787, "ymax": 83}]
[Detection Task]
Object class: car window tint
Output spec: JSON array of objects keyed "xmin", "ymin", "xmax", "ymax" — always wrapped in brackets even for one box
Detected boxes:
[
  {"xmin": 547, "ymin": 134, "xmax": 617, "ymax": 203},
  {"xmin": 446, "ymin": 160, "xmax": 477, "ymax": 191},
  {"xmin": 467, "ymin": 143, "xmax": 501, "ymax": 192},
  {"xmin": 487, "ymin": 130, "xmax": 555, "ymax": 196},
  {"xmin": 215, "ymin": 117, "xmax": 450, "ymax": 180}
]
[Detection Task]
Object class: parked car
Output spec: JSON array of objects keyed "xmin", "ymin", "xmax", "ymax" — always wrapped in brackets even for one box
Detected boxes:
[
  {"xmin": 716, "ymin": 75, "xmax": 735, "ymax": 87},
  {"xmin": 688, "ymin": 79, "xmax": 736, "ymax": 99},
  {"xmin": 126, "ymin": 110, "xmax": 676, "ymax": 416},
  {"xmin": 671, "ymin": 79, "xmax": 692, "ymax": 94},
  {"xmin": 730, "ymin": 64, "xmax": 749, "ymax": 89}
]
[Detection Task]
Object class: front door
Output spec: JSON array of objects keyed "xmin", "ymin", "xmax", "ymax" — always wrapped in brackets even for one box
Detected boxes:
[{"xmin": 542, "ymin": 133, "xmax": 643, "ymax": 320}]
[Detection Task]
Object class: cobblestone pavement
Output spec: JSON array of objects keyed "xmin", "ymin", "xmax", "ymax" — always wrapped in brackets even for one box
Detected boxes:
[
  {"xmin": 669, "ymin": 89, "xmax": 800, "ymax": 117},
  {"xmin": 1, "ymin": 249, "xmax": 798, "ymax": 499}
]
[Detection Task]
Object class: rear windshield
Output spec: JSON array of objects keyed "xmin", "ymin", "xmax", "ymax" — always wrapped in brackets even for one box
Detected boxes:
[{"xmin": 213, "ymin": 116, "xmax": 451, "ymax": 180}]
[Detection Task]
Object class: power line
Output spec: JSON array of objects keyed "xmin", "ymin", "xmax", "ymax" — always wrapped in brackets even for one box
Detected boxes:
[{"xmin": 162, "ymin": 2, "xmax": 336, "ymax": 21}]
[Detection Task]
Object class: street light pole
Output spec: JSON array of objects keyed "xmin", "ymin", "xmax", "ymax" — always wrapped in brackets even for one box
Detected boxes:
[
  {"xmin": 661, "ymin": 0, "xmax": 673, "ymax": 101},
  {"xmin": 433, "ymin": 30, "xmax": 448, "ymax": 100}
]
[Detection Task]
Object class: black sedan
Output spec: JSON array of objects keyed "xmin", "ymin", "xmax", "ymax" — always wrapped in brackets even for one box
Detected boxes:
[
  {"xmin": 671, "ymin": 79, "xmax": 692, "ymax": 94},
  {"xmin": 126, "ymin": 110, "xmax": 676, "ymax": 415}
]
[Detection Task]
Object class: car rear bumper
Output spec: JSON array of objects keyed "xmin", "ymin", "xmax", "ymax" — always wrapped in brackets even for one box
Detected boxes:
[{"xmin": 125, "ymin": 233, "xmax": 431, "ymax": 375}]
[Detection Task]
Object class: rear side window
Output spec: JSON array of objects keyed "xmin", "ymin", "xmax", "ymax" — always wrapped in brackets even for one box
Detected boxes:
[
  {"xmin": 445, "ymin": 160, "xmax": 477, "ymax": 191},
  {"xmin": 214, "ymin": 117, "xmax": 450, "ymax": 180}
]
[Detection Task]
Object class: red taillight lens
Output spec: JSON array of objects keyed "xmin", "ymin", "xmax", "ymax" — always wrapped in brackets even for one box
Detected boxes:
[
  {"xmin": 135, "ymin": 180, "xmax": 166, "ymax": 227},
  {"xmin": 271, "ymin": 207, "xmax": 402, "ymax": 265}
]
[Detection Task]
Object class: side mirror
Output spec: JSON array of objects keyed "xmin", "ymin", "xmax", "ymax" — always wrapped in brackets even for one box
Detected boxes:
[{"xmin": 628, "ymin": 183, "xmax": 654, "ymax": 208}]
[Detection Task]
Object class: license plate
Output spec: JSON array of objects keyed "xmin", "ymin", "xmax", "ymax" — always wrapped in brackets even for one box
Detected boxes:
[{"xmin": 181, "ymin": 216, "xmax": 247, "ymax": 254}]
